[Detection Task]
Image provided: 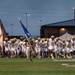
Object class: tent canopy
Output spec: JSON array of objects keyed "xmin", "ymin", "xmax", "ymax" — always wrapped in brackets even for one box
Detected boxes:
[{"xmin": 59, "ymin": 32, "xmax": 72, "ymax": 40}]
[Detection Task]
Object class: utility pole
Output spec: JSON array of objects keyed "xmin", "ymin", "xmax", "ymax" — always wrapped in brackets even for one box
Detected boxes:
[
  {"xmin": 23, "ymin": 13, "xmax": 30, "ymax": 29},
  {"xmin": 38, "ymin": 20, "xmax": 42, "ymax": 37},
  {"xmin": 11, "ymin": 24, "xmax": 13, "ymax": 36},
  {"xmin": 73, "ymin": 7, "xmax": 75, "ymax": 19}
]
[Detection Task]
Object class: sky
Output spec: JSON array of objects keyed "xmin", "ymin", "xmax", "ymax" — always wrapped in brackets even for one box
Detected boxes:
[{"xmin": 0, "ymin": 0, "xmax": 75, "ymax": 37}]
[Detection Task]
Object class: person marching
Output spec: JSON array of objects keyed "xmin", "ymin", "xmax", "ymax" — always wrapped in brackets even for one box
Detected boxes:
[
  {"xmin": 19, "ymin": 19, "xmax": 35, "ymax": 62},
  {"xmin": 48, "ymin": 35, "xmax": 55, "ymax": 59}
]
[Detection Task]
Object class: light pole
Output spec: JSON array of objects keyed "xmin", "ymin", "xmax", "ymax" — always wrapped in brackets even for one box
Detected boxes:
[
  {"xmin": 11, "ymin": 24, "xmax": 13, "ymax": 36},
  {"xmin": 38, "ymin": 20, "xmax": 42, "ymax": 37},
  {"xmin": 38, "ymin": 20, "xmax": 42, "ymax": 28},
  {"xmin": 73, "ymin": 7, "xmax": 75, "ymax": 19},
  {"xmin": 23, "ymin": 13, "xmax": 30, "ymax": 29}
]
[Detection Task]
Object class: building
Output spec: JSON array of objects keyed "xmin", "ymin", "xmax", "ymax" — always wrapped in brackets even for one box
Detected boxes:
[
  {"xmin": 0, "ymin": 19, "xmax": 7, "ymax": 46},
  {"xmin": 40, "ymin": 19, "xmax": 75, "ymax": 38}
]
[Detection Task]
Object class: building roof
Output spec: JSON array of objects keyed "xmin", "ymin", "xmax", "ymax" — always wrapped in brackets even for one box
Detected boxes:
[{"xmin": 42, "ymin": 19, "xmax": 75, "ymax": 27}]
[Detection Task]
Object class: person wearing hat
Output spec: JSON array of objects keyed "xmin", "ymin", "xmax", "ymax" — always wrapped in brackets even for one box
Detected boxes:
[
  {"xmin": 48, "ymin": 35, "xmax": 55, "ymax": 59},
  {"xmin": 65, "ymin": 39, "xmax": 72, "ymax": 58},
  {"xmin": 35, "ymin": 41, "xmax": 41, "ymax": 59}
]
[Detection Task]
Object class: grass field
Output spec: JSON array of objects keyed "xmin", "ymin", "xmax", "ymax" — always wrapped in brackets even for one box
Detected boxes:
[{"xmin": 0, "ymin": 58, "xmax": 75, "ymax": 75}]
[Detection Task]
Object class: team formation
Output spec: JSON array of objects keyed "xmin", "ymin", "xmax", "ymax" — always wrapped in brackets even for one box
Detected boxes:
[{"xmin": 0, "ymin": 35, "xmax": 75, "ymax": 60}]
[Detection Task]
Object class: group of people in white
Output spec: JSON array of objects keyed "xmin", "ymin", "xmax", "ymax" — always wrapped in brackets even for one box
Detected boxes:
[{"xmin": 0, "ymin": 35, "xmax": 75, "ymax": 59}]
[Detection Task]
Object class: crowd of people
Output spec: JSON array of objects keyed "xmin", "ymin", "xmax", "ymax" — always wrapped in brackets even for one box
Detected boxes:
[{"xmin": 0, "ymin": 35, "xmax": 75, "ymax": 59}]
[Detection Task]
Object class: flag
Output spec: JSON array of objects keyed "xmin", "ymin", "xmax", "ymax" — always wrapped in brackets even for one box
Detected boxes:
[
  {"xmin": 19, "ymin": 19, "xmax": 33, "ymax": 62},
  {"xmin": 20, "ymin": 20, "xmax": 31, "ymax": 38}
]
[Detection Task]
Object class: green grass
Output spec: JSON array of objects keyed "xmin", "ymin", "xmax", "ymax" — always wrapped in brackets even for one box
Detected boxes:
[{"xmin": 0, "ymin": 58, "xmax": 75, "ymax": 75}]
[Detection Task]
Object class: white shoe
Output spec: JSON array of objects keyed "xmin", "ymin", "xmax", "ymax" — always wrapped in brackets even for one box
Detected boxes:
[{"xmin": 51, "ymin": 54, "xmax": 54, "ymax": 59}]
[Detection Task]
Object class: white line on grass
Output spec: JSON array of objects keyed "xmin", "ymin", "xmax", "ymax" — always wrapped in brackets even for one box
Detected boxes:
[
  {"xmin": 61, "ymin": 63, "xmax": 75, "ymax": 67},
  {"xmin": 53, "ymin": 59, "xmax": 75, "ymax": 67},
  {"xmin": 62, "ymin": 63, "xmax": 68, "ymax": 66},
  {"xmin": 53, "ymin": 59, "xmax": 75, "ymax": 61}
]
